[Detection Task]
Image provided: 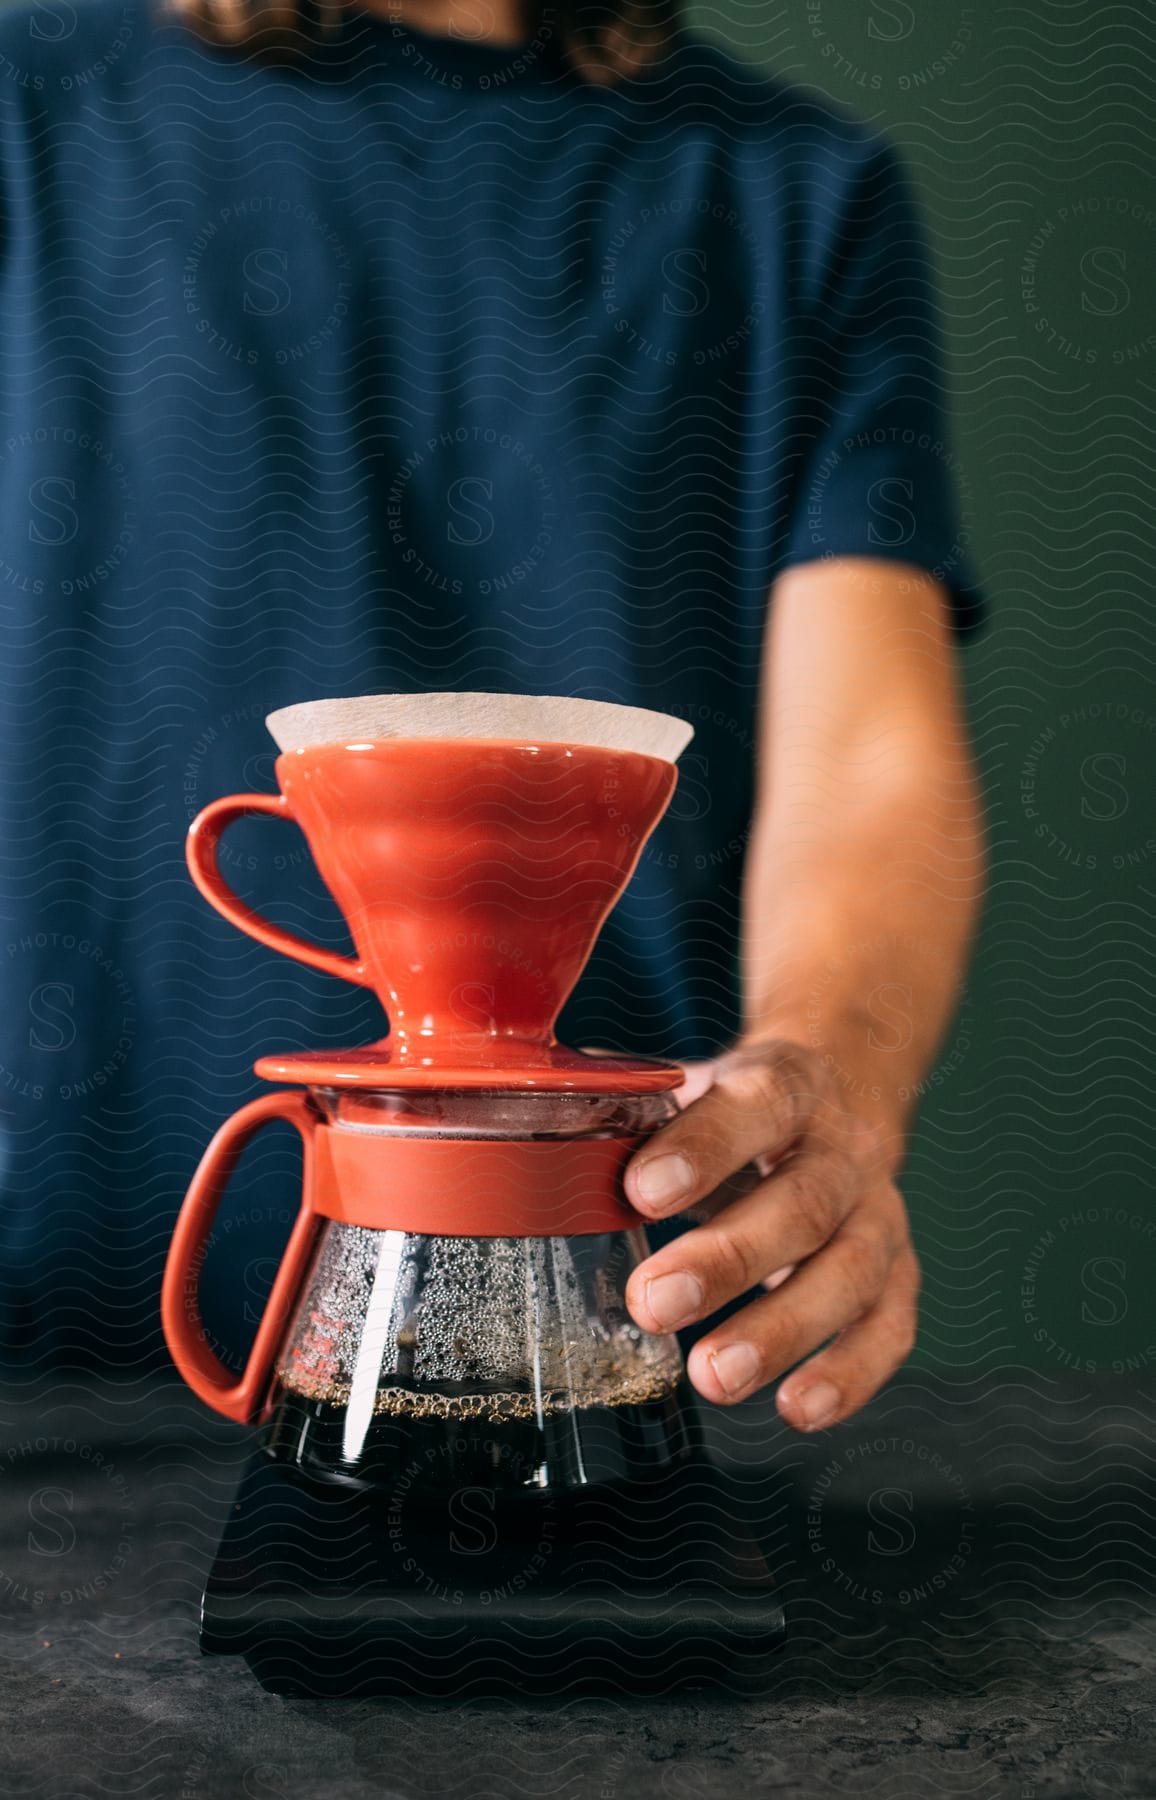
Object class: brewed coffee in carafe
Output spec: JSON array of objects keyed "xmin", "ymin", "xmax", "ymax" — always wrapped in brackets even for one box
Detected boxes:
[{"xmin": 261, "ymin": 1091, "xmax": 696, "ymax": 1492}]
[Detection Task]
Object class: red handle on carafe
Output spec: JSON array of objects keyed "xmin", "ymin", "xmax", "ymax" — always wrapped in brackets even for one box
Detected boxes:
[
  {"xmin": 186, "ymin": 792, "xmax": 371, "ymax": 988},
  {"xmin": 161, "ymin": 1091, "xmax": 320, "ymax": 1424}
]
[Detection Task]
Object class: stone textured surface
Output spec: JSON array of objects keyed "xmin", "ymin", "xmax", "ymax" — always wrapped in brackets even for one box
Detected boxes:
[{"xmin": 1, "ymin": 1373, "xmax": 1154, "ymax": 1799}]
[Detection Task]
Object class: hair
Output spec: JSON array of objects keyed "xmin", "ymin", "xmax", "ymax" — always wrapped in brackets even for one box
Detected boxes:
[{"xmin": 161, "ymin": 0, "xmax": 679, "ymax": 81}]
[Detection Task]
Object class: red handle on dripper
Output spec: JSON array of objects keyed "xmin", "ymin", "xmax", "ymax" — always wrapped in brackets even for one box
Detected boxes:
[
  {"xmin": 161, "ymin": 1091, "xmax": 320, "ymax": 1423},
  {"xmin": 186, "ymin": 792, "xmax": 371, "ymax": 988}
]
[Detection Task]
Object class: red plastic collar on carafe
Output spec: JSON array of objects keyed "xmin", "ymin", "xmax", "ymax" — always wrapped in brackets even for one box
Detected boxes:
[{"xmin": 310, "ymin": 1126, "xmax": 648, "ymax": 1237}]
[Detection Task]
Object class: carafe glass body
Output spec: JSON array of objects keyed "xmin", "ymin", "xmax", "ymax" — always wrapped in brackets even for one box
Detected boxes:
[{"xmin": 261, "ymin": 1089, "xmax": 696, "ymax": 1491}]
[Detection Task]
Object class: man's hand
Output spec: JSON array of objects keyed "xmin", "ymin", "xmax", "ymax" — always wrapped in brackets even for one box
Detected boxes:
[{"xmin": 624, "ymin": 1038, "xmax": 919, "ymax": 1432}]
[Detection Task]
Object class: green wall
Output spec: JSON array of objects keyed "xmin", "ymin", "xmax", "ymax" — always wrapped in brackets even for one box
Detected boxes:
[{"xmin": 687, "ymin": 0, "xmax": 1156, "ymax": 1375}]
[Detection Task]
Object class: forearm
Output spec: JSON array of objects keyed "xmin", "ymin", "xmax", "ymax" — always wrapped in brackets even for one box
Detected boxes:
[
  {"xmin": 740, "ymin": 562, "xmax": 986, "ymax": 1160},
  {"xmin": 743, "ymin": 773, "xmax": 983, "ymax": 1145}
]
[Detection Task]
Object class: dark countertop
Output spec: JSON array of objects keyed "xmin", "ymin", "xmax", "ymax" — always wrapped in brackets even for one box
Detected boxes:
[{"xmin": 1, "ymin": 1372, "xmax": 1154, "ymax": 1800}]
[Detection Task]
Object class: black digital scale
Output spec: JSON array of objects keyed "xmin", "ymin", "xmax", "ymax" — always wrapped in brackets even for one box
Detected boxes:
[{"xmin": 201, "ymin": 1448, "xmax": 785, "ymax": 1697}]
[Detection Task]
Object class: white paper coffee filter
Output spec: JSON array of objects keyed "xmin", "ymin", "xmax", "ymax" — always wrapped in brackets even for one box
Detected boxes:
[{"xmin": 266, "ymin": 693, "xmax": 694, "ymax": 762}]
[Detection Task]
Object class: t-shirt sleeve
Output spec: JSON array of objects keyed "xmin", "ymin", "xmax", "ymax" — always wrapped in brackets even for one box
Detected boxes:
[{"xmin": 781, "ymin": 136, "xmax": 985, "ymax": 638}]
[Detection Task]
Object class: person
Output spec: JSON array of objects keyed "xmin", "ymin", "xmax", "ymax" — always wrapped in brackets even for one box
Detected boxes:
[{"xmin": 0, "ymin": 0, "xmax": 985, "ymax": 1430}]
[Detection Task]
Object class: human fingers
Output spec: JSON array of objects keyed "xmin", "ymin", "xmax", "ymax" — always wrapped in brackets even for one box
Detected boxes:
[
  {"xmin": 625, "ymin": 1042, "xmax": 826, "ymax": 1221},
  {"xmin": 681, "ymin": 1184, "xmax": 911, "ymax": 1409},
  {"xmin": 626, "ymin": 1133, "xmax": 865, "ymax": 1333}
]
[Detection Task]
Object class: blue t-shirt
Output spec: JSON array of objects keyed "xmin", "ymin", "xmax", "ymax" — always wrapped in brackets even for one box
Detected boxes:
[{"xmin": 0, "ymin": 2, "xmax": 981, "ymax": 1359}]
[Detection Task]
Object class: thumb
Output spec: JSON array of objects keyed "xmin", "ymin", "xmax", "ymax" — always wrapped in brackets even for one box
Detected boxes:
[
  {"xmin": 673, "ymin": 1058, "xmax": 718, "ymax": 1108},
  {"xmin": 578, "ymin": 1049, "xmax": 718, "ymax": 1109}
]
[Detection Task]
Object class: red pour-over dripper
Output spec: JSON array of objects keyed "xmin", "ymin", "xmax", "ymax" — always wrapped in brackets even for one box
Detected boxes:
[{"xmin": 185, "ymin": 695, "xmax": 693, "ymax": 1092}]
